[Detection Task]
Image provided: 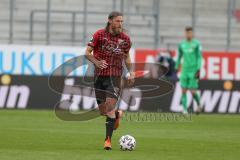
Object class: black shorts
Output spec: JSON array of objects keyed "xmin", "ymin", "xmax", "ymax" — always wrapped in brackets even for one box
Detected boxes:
[{"xmin": 94, "ymin": 76, "xmax": 121, "ymax": 105}]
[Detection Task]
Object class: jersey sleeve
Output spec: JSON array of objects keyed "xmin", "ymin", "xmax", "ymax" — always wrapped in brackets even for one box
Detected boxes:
[
  {"xmin": 120, "ymin": 36, "xmax": 132, "ymax": 59},
  {"xmin": 196, "ymin": 42, "xmax": 202, "ymax": 71},
  {"xmin": 124, "ymin": 37, "xmax": 132, "ymax": 53},
  {"xmin": 175, "ymin": 44, "xmax": 183, "ymax": 70},
  {"xmin": 87, "ymin": 31, "xmax": 99, "ymax": 48}
]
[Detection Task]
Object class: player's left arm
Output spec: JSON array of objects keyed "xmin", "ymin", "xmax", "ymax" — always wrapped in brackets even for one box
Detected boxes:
[
  {"xmin": 195, "ymin": 42, "xmax": 202, "ymax": 79},
  {"xmin": 124, "ymin": 53, "xmax": 135, "ymax": 86}
]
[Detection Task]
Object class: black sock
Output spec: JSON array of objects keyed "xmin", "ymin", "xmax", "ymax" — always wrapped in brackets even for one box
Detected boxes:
[{"xmin": 105, "ymin": 117, "xmax": 116, "ymax": 141}]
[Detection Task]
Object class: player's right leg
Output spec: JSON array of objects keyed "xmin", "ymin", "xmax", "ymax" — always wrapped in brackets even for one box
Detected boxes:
[
  {"xmin": 180, "ymin": 73, "xmax": 188, "ymax": 114},
  {"xmin": 94, "ymin": 76, "xmax": 107, "ymax": 115},
  {"xmin": 94, "ymin": 76, "xmax": 122, "ymax": 150},
  {"xmin": 96, "ymin": 100, "xmax": 114, "ymax": 150},
  {"xmin": 104, "ymin": 97, "xmax": 118, "ymax": 150},
  {"xmin": 94, "ymin": 98, "xmax": 116, "ymax": 150},
  {"xmin": 94, "ymin": 76, "xmax": 113, "ymax": 150},
  {"xmin": 181, "ymin": 88, "xmax": 188, "ymax": 114},
  {"xmin": 103, "ymin": 76, "xmax": 123, "ymax": 150}
]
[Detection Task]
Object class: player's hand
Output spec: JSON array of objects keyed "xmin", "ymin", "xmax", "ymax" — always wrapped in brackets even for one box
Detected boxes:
[
  {"xmin": 127, "ymin": 72, "xmax": 135, "ymax": 87},
  {"xmin": 95, "ymin": 60, "xmax": 108, "ymax": 69},
  {"xmin": 195, "ymin": 70, "xmax": 200, "ymax": 79},
  {"xmin": 174, "ymin": 69, "xmax": 179, "ymax": 81}
]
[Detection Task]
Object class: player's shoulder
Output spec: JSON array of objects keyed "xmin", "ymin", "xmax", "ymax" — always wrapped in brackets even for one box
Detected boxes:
[
  {"xmin": 120, "ymin": 31, "xmax": 130, "ymax": 40},
  {"xmin": 178, "ymin": 40, "xmax": 186, "ymax": 47},
  {"xmin": 119, "ymin": 32, "xmax": 132, "ymax": 49},
  {"xmin": 192, "ymin": 39, "xmax": 201, "ymax": 45},
  {"xmin": 193, "ymin": 39, "xmax": 202, "ymax": 51},
  {"xmin": 93, "ymin": 29, "xmax": 105, "ymax": 35}
]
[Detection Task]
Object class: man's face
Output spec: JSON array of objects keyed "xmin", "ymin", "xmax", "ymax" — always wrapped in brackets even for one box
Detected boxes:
[
  {"xmin": 109, "ymin": 16, "xmax": 123, "ymax": 34},
  {"xmin": 185, "ymin": 30, "xmax": 193, "ymax": 41}
]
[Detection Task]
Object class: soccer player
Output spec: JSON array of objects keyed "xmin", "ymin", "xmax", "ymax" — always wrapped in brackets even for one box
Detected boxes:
[
  {"xmin": 85, "ymin": 11, "xmax": 134, "ymax": 150},
  {"xmin": 175, "ymin": 27, "xmax": 202, "ymax": 114}
]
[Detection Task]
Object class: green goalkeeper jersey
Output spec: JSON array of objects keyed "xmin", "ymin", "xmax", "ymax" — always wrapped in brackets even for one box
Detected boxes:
[{"xmin": 175, "ymin": 39, "xmax": 202, "ymax": 72}]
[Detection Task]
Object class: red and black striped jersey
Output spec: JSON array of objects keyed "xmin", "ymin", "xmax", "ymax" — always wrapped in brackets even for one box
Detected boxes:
[{"xmin": 88, "ymin": 29, "xmax": 131, "ymax": 76}]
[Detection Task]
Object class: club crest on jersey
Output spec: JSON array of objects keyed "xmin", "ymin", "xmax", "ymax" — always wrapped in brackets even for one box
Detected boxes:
[{"xmin": 118, "ymin": 39, "xmax": 124, "ymax": 44}]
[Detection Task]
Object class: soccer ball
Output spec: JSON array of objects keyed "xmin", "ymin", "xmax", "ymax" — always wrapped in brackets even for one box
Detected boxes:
[{"xmin": 119, "ymin": 135, "xmax": 136, "ymax": 151}]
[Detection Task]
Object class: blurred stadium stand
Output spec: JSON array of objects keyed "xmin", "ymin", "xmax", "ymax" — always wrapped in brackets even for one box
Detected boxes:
[{"xmin": 0, "ymin": 0, "xmax": 239, "ymax": 50}]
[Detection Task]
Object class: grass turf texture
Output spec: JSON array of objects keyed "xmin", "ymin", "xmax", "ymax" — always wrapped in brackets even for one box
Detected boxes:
[{"xmin": 0, "ymin": 109, "xmax": 240, "ymax": 160}]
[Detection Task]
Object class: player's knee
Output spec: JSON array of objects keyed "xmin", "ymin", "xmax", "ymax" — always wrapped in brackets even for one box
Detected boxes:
[
  {"xmin": 190, "ymin": 90, "xmax": 196, "ymax": 95},
  {"xmin": 105, "ymin": 98, "xmax": 117, "ymax": 107},
  {"xmin": 106, "ymin": 109, "xmax": 116, "ymax": 118},
  {"xmin": 98, "ymin": 103, "xmax": 107, "ymax": 116},
  {"xmin": 105, "ymin": 98, "xmax": 117, "ymax": 112},
  {"xmin": 182, "ymin": 89, "xmax": 187, "ymax": 94}
]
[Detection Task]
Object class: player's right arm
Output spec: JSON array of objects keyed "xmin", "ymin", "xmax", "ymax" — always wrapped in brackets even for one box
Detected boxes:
[
  {"xmin": 85, "ymin": 46, "xmax": 108, "ymax": 69},
  {"xmin": 175, "ymin": 44, "xmax": 183, "ymax": 71},
  {"xmin": 85, "ymin": 31, "xmax": 108, "ymax": 69}
]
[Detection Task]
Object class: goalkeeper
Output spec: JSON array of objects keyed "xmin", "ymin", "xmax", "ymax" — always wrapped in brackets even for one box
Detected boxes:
[{"xmin": 175, "ymin": 27, "xmax": 202, "ymax": 114}]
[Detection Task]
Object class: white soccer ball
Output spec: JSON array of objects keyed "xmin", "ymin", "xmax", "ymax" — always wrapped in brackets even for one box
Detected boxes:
[{"xmin": 119, "ymin": 135, "xmax": 136, "ymax": 151}]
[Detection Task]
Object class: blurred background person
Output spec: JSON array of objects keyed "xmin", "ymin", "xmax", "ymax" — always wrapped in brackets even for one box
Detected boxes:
[{"xmin": 175, "ymin": 27, "xmax": 202, "ymax": 114}]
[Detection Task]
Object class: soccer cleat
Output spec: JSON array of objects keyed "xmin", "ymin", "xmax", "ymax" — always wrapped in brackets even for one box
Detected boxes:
[
  {"xmin": 114, "ymin": 110, "xmax": 123, "ymax": 130},
  {"xmin": 182, "ymin": 110, "xmax": 188, "ymax": 115},
  {"xmin": 196, "ymin": 106, "xmax": 203, "ymax": 115},
  {"xmin": 104, "ymin": 136, "xmax": 112, "ymax": 150}
]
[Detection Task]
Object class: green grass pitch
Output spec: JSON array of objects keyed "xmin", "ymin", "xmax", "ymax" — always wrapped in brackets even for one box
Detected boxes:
[{"xmin": 0, "ymin": 109, "xmax": 240, "ymax": 160}]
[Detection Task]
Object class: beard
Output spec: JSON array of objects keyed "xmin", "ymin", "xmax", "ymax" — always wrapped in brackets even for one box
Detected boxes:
[{"xmin": 112, "ymin": 27, "xmax": 122, "ymax": 34}]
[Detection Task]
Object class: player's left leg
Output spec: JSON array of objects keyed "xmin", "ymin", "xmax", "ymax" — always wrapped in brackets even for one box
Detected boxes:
[
  {"xmin": 190, "ymin": 90, "xmax": 200, "ymax": 106},
  {"xmin": 190, "ymin": 89, "xmax": 202, "ymax": 114},
  {"xmin": 107, "ymin": 76, "xmax": 123, "ymax": 130},
  {"xmin": 189, "ymin": 77, "xmax": 202, "ymax": 114},
  {"xmin": 114, "ymin": 109, "xmax": 123, "ymax": 130}
]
